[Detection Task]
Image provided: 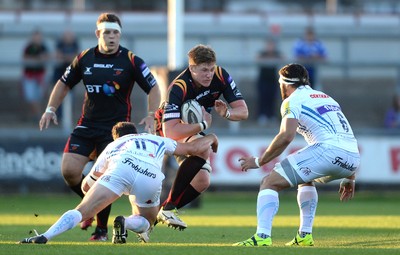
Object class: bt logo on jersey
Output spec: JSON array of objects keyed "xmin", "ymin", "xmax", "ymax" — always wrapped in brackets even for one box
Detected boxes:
[
  {"xmin": 86, "ymin": 84, "xmax": 102, "ymax": 93},
  {"xmin": 86, "ymin": 81, "xmax": 120, "ymax": 96}
]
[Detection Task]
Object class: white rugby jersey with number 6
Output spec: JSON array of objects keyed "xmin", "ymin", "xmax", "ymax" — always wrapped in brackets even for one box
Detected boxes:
[{"xmin": 281, "ymin": 85, "xmax": 359, "ymax": 153}]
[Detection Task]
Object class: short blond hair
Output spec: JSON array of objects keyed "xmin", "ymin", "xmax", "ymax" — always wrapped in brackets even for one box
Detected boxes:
[{"xmin": 188, "ymin": 44, "xmax": 216, "ymax": 65}]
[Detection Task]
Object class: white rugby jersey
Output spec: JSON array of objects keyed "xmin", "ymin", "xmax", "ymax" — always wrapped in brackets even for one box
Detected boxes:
[
  {"xmin": 92, "ymin": 133, "xmax": 177, "ymax": 175},
  {"xmin": 281, "ymin": 85, "xmax": 359, "ymax": 153}
]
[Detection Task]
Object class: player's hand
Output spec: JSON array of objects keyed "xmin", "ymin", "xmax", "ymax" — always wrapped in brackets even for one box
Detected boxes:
[
  {"xmin": 206, "ymin": 133, "xmax": 218, "ymax": 153},
  {"xmin": 214, "ymin": 99, "xmax": 228, "ymax": 118},
  {"xmin": 339, "ymin": 178, "xmax": 355, "ymax": 202},
  {"xmin": 139, "ymin": 115, "xmax": 155, "ymax": 134},
  {"xmin": 238, "ymin": 156, "xmax": 258, "ymax": 172},
  {"xmin": 39, "ymin": 110, "xmax": 58, "ymax": 131}
]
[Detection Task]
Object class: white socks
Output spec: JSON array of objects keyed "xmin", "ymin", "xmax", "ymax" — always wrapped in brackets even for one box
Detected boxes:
[
  {"xmin": 39, "ymin": 209, "xmax": 151, "ymax": 241},
  {"xmin": 297, "ymin": 185, "xmax": 318, "ymax": 234},
  {"xmin": 125, "ymin": 215, "xmax": 150, "ymax": 233},
  {"xmin": 256, "ymin": 189, "xmax": 279, "ymax": 237},
  {"xmin": 42, "ymin": 209, "xmax": 82, "ymax": 240}
]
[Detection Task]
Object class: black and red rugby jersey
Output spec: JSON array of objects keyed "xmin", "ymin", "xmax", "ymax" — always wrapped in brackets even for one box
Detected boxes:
[
  {"xmin": 61, "ymin": 46, "xmax": 157, "ymax": 130},
  {"xmin": 163, "ymin": 66, "xmax": 244, "ymax": 122}
]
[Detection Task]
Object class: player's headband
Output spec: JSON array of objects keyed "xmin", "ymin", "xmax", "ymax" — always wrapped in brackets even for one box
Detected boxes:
[
  {"xmin": 97, "ymin": 22, "xmax": 121, "ymax": 33},
  {"xmin": 279, "ymin": 75, "xmax": 300, "ymax": 85}
]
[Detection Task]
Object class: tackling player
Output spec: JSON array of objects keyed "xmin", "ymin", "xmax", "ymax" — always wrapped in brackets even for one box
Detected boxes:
[{"xmin": 19, "ymin": 122, "xmax": 218, "ymax": 244}]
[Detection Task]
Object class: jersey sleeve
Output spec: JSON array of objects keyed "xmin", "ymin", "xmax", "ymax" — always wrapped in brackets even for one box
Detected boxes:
[
  {"xmin": 219, "ymin": 67, "xmax": 244, "ymax": 103},
  {"xmin": 281, "ymin": 97, "xmax": 300, "ymax": 120},
  {"xmin": 129, "ymin": 53, "xmax": 157, "ymax": 94},
  {"xmin": 163, "ymin": 80, "xmax": 187, "ymax": 122},
  {"xmin": 161, "ymin": 136, "xmax": 178, "ymax": 155},
  {"xmin": 60, "ymin": 49, "xmax": 88, "ymax": 89}
]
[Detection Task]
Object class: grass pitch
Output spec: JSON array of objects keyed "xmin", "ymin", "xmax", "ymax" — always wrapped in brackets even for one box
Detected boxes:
[{"xmin": 1, "ymin": 190, "xmax": 399, "ymax": 255}]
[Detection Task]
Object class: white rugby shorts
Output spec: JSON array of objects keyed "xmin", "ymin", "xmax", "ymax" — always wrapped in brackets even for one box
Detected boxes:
[
  {"xmin": 96, "ymin": 157, "xmax": 165, "ymax": 208},
  {"xmin": 274, "ymin": 143, "xmax": 360, "ymax": 187}
]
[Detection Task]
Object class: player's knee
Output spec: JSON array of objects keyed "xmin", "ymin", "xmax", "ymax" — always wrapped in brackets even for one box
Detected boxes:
[
  {"xmin": 260, "ymin": 172, "xmax": 290, "ymax": 192},
  {"xmin": 61, "ymin": 156, "xmax": 87, "ymax": 185},
  {"xmin": 62, "ymin": 152, "xmax": 89, "ymax": 171},
  {"xmin": 191, "ymin": 170, "xmax": 210, "ymax": 192},
  {"xmin": 61, "ymin": 166, "xmax": 83, "ymax": 186}
]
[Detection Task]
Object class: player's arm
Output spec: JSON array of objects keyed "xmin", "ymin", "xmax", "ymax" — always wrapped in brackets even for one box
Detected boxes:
[
  {"xmin": 139, "ymin": 85, "xmax": 161, "ymax": 133},
  {"xmin": 132, "ymin": 55, "xmax": 161, "ymax": 133},
  {"xmin": 174, "ymin": 134, "xmax": 218, "ymax": 159},
  {"xmin": 215, "ymin": 67, "xmax": 248, "ymax": 121},
  {"xmin": 39, "ymin": 80, "xmax": 70, "ymax": 130},
  {"xmin": 214, "ymin": 99, "xmax": 248, "ymax": 121},
  {"xmin": 239, "ymin": 118, "xmax": 297, "ymax": 171},
  {"xmin": 163, "ymin": 118, "xmax": 202, "ymax": 141},
  {"xmin": 147, "ymin": 85, "xmax": 161, "ymax": 115},
  {"xmin": 163, "ymin": 106, "xmax": 212, "ymax": 141}
]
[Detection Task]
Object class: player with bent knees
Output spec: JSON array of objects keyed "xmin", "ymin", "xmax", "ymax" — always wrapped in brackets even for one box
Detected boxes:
[
  {"xmin": 233, "ymin": 63, "xmax": 360, "ymax": 247},
  {"xmin": 19, "ymin": 121, "xmax": 218, "ymax": 244},
  {"xmin": 153, "ymin": 44, "xmax": 248, "ymax": 235}
]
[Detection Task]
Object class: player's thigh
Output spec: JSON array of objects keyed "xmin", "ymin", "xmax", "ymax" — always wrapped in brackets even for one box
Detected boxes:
[
  {"xmin": 62, "ymin": 128, "xmax": 97, "ymax": 176},
  {"xmin": 129, "ymin": 196, "xmax": 140, "ymax": 215},
  {"xmin": 260, "ymin": 169, "xmax": 292, "ymax": 191},
  {"xmin": 132, "ymin": 169, "xmax": 165, "ymax": 208},
  {"xmin": 76, "ymin": 183, "xmax": 119, "ymax": 220},
  {"xmin": 61, "ymin": 152, "xmax": 90, "ymax": 177}
]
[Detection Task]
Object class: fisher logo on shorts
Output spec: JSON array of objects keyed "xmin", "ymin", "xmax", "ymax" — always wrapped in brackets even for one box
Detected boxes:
[
  {"xmin": 122, "ymin": 158, "xmax": 157, "ymax": 178},
  {"xmin": 332, "ymin": 156, "xmax": 356, "ymax": 171}
]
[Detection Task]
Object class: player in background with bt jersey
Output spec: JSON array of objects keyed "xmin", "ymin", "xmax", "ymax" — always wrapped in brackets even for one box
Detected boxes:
[
  {"xmin": 19, "ymin": 122, "xmax": 218, "ymax": 244},
  {"xmin": 152, "ymin": 44, "xmax": 248, "ymax": 235},
  {"xmin": 38, "ymin": 13, "xmax": 160, "ymax": 241},
  {"xmin": 234, "ymin": 63, "xmax": 360, "ymax": 247}
]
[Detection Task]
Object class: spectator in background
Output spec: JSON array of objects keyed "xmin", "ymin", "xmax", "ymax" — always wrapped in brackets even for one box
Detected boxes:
[
  {"xmin": 22, "ymin": 29, "xmax": 49, "ymax": 121},
  {"xmin": 255, "ymin": 38, "xmax": 283, "ymax": 126},
  {"xmin": 293, "ymin": 27, "xmax": 327, "ymax": 88},
  {"xmin": 384, "ymin": 94, "xmax": 400, "ymax": 129},
  {"xmin": 52, "ymin": 29, "xmax": 80, "ymax": 120}
]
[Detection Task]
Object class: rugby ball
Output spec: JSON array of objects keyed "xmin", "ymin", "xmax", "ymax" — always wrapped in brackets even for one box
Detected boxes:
[{"xmin": 181, "ymin": 99, "xmax": 203, "ymax": 124}]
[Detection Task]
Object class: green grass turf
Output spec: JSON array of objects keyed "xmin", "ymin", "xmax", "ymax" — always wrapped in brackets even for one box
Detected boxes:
[{"xmin": 1, "ymin": 190, "xmax": 399, "ymax": 255}]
